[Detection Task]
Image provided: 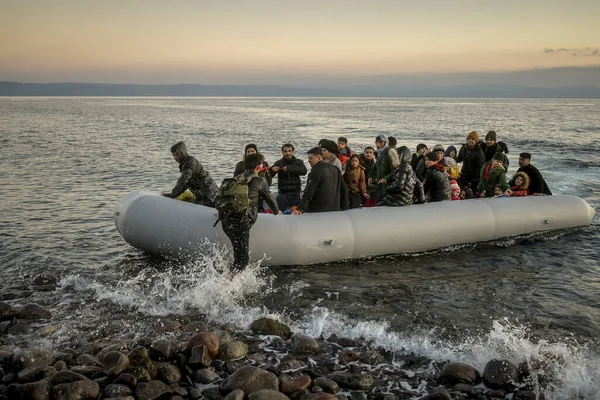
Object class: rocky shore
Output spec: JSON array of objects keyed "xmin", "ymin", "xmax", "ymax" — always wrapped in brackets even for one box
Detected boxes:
[{"xmin": 0, "ymin": 296, "xmax": 552, "ymax": 400}]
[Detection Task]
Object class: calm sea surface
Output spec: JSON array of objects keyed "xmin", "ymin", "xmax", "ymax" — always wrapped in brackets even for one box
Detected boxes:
[{"xmin": 1, "ymin": 97, "xmax": 599, "ymax": 398}]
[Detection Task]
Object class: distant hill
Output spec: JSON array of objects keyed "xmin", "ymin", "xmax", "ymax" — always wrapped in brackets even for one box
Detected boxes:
[{"xmin": 1, "ymin": 81, "xmax": 599, "ymax": 98}]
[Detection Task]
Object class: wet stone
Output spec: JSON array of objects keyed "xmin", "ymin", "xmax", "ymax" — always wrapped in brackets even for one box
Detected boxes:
[
  {"xmin": 114, "ymin": 372, "xmax": 137, "ymax": 387},
  {"xmin": 248, "ymin": 389, "xmax": 291, "ymax": 400},
  {"xmin": 218, "ymin": 330, "xmax": 233, "ymax": 344},
  {"xmin": 220, "ymin": 365, "xmax": 279, "ymax": 394},
  {"xmin": 202, "ymin": 386, "xmax": 221, "ymax": 400},
  {"xmin": 452, "ymin": 383, "xmax": 475, "ymax": 395},
  {"xmin": 53, "ymin": 379, "xmax": 100, "ymax": 400},
  {"xmin": 0, "ymin": 322, "xmax": 10, "ymax": 335},
  {"xmin": 136, "ymin": 379, "xmax": 173, "ymax": 400},
  {"xmin": 98, "ymin": 343, "xmax": 129, "ymax": 361},
  {"xmin": 69, "ymin": 366, "xmax": 103, "ymax": 377},
  {"xmin": 186, "ymin": 332, "xmax": 220, "ymax": 358},
  {"xmin": 149, "ymin": 339, "xmax": 178, "ymax": 361},
  {"xmin": 7, "ymin": 320, "xmax": 31, "ymax": 335},
  {"xmin": 184, "ymin": 321, "xmax": 209, "ymax": 334},
  {"xmin": 280, "ymin": 359, "xmax": 306, "ymax": 371},
  {"xmin": 16, "ymin": 304, "xmax": 52, "ymax": 320},
  {"xmin": 437, "ymin": 362, "xmax": 481, "ymax": 386},
  {"xmin": 292, "ymin": 335, "xmax": 320, "ymax": 355},
  {"xmin": 105, "ymin": 383, "xmax": 132, "ymax": 397},
  {"xmin": 224, "ymin": 389, "xmax": 245, "ymax": 400},
  {"xmin": 247, "ymin": 353, "xmax": 267, "ymax": 363},
  {"xmin": 359, "ymin": 351, "xmax": 385, "ymax": 365},
  {"xmin": 311, "ymin": 386, "xmax": 323, "ymax": 393},
  {"xmin": 332, "ymin": 336, "xmax": 362, "ymax": 348},
  {"xmin": 339, "ymin": 349, "xmax": 361, "ymax": 365},
  {"xmin": 77, "ymin": 353, "xmax": 103, "ymax": 367},
  {"xmin": 280, "ymin": 374, "xmax": 311, "ymax": 394},
  {"xmin": 0, "ymin": 351, "xmax": 12, "ymax": 366},
  {"xmin": 217, "ymin": 341, "xmax": 248, "ymax": 361},
  {"xmin": 420, "ymin": 391, "xmax": 452, "ymax": 400},
  {"xmin": 313, "ymin": 377, "xmax": 339, "ymax": 394},
  {"xmin": 7, "ymin": 379, "xmax": 51, "ymax": 400},
  {"xmin": 194, "ymin": 368, "xmax": 220, "ymax": 384},
  {"xmin": 50, "ymin": 370, "xmax": 89, "ymax": 385},
  {"xmin": 127, "ymin": 347, "xmax": 156, "ymax": 379},
  {"xmin": 486, "ymin": 389, "xmax": 506, "ymax": 398},
  {"xmin": 300, "ymin": 393, "xmax": 338, "ymax": 400},
  {"xmin": 103, "ymin": 351, "xmax": 130, "ymax": 376},
  {"xmin": 38, "ymin": 325, "xmax": 57, "ymax": 337},
  {"xmin": 17, "ymin": 366, "xmax": 46, "ymax": 383},
  {"xmin": 1, "ymin": 372, "xmax": 15, "ymax": 384},
  {"xmin": 326, "ymin": 373, "xmax": 374, "ymax": 391},
  {"xmin": 12, "ymin": 348, "xmax": 53, "ymax": 370},
  {"xmin": 188, "ymin": 387, "xmax": 201, "ymax": 400},
  {"xmin": 350, "ymin": 391, "xmax": 368, "ymax": 400},
  {"xmin": 146, "ymin": 318, "xmax": 182, "ymax": 335},
  {"xmin": 155, "ymin": 362, "xmax": 181, "ymax": 384},
  {"xmin": 0, "ymin": 302, "xmax": 17, "ymax": 321},
  {"xmin": 125, "ymin": 366, "xmax": 152, "ymax": 382},
  {"xmin": 53, "ymin": 360, "xmax": 68, "ymax": 371},
  {"xmin": 482, "ymin": 359, "xmax": 518, "ymax": 390},
  {"xmin": 250, "ymin": 317, "xmax": 292, "ymax": 339},
  {"xmin": 188, "ymin": 345, "xmax": 212, "ymax": 368},
  {"xmin": 290, "ymin": 388, "xmax": 309, "ymax": 400}
]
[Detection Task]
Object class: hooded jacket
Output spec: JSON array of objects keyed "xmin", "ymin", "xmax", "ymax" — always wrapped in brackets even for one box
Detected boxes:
[
  {"xmin": 298, "ymin": 161, "xmax": 349, "ymax": 213},
  {"xmin": 359, "ymin": 154, "xmax": 378, "ymax": 196},
  {"xmin": 270, "ymin": 156, "xmax": 307, "ymax": 194},
  {"xmin": 512, "ymin": 164, "xmax": 552, "ymax": 195},
  {"xmin": 379, "ymin": 147, "xmax": 424, "ymax": 206},
  {"xmin": 510, "ymin": 171, "xmax": 530, "ymax": 197},
  {"xmin": 478, "ymin": 160, "xmax": 509, "ymax": 197},
  {"xmin": 424, "ymin": 162, "xmax": 451, "ymax": 202},
  {"xmin": 456, "ymin": 143, "xmax": 485, "ymax": 191},
  {"xmin": 165, "ymin": 142, "xmax": 219, "ymax": 205}
]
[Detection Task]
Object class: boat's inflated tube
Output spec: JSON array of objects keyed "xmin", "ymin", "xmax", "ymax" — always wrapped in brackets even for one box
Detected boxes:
[{"xmin": 115, "ymin": 192, "xmax": 596, "ymax": 266}]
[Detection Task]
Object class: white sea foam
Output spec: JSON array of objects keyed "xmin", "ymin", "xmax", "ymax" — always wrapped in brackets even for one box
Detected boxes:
[{"xmin": 60, "ymin": 251, "xmax": 599, "ymax": 399}]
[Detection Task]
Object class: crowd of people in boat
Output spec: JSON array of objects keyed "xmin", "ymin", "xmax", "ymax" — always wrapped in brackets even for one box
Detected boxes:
[
  {"xmin": 163, "ymin": 130, "xmax": 552, "ymax": 214},
  {"xmin": 161, "ymin": 131, "xmax": 552, "ymax": 272}
]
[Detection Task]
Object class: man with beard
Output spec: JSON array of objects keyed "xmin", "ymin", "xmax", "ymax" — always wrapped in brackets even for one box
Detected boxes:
[{"xmin": 270, "ymin": 143, "xmax": 308, "ymax": 211}]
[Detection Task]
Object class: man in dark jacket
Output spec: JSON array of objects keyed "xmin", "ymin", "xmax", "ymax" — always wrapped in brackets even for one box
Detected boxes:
[
  {"xmin": 411, "ymin": 143, "xmax": 428, "ymax": 171},
  {"xmin": 221, "ymin": 153, "xmax": 281, "ymax": 274},
  {"xmin": 456, "ymin": 131, "xmax": 485, "ymax": 193},
  {"xmin": 510, "ymin": 152, "xmax": 552, "ymax": 195},
  {"xmin": 479, "ymin": 130, "xmax": 510, "ymax": 167},
  {"xmin": 162, "ymin": 141, "xmax": 219, "ymax": 207},
  {"xmin": 423, "ymin": 152, "xmax": 451, "ymax": 202},
  {"xmin": 270, "ymin": 143, "xmax": 307, "ymax": 211},
  {"xmin": 359, "ymin": 146, "xmax": 378, "ymax": 206},
  {"xmin": 378, "ymin": 146, "xmax": 424, "ymax": 207},
  {"xmin": 293, "ymin": 147, "xmax": 349, "ymax": 214}
]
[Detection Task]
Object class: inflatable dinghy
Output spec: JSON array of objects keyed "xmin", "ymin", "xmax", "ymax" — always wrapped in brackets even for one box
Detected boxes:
[{"xmin": 115, "ymin": 191, "xmax": 596, "ymax": 266}]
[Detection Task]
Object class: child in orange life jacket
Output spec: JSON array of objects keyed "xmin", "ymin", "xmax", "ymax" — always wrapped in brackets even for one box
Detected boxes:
[
  {"xmin": 450, "ymin": 180, "xmax": 461, "ymax": 200},
  {"xmin": 509, "ymin": 171, "xmax": 530, "ymax": 196}
]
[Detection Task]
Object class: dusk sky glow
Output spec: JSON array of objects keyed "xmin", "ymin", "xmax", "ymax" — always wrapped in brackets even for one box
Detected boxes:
[{"xmin": 1, "ymin": 0, "xmax": 599, "ymax": 84}]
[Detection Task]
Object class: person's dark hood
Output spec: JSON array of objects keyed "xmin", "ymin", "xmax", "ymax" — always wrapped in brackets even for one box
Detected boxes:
[
  {"xmin": 170, "ymin": 142, "xmax": 188, "ymax": 161},
  {"xmin": 396, "ymin": 146, "xmax": 412, "ymax": 164}
]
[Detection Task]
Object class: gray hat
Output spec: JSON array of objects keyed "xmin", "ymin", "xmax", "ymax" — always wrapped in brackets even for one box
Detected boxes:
[{"xmin": 432, "ymin": 144, "xmax": 445, "ymax": 152}]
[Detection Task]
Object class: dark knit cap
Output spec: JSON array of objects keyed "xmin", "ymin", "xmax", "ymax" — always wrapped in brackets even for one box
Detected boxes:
[
  {"xmin": 485, "ymin": 131, "xmax": 497, "ymax": 141},
  {"xmin": 320, "ymin": 139, "xmax": 339, "ymax": 155},
  {"xmin": 416, "ymin": 143, "xmax": 428, "ymax": 152},
  {"xmin": 245, "ymin": 143, "xmax": 258, "ymax": 153}
]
